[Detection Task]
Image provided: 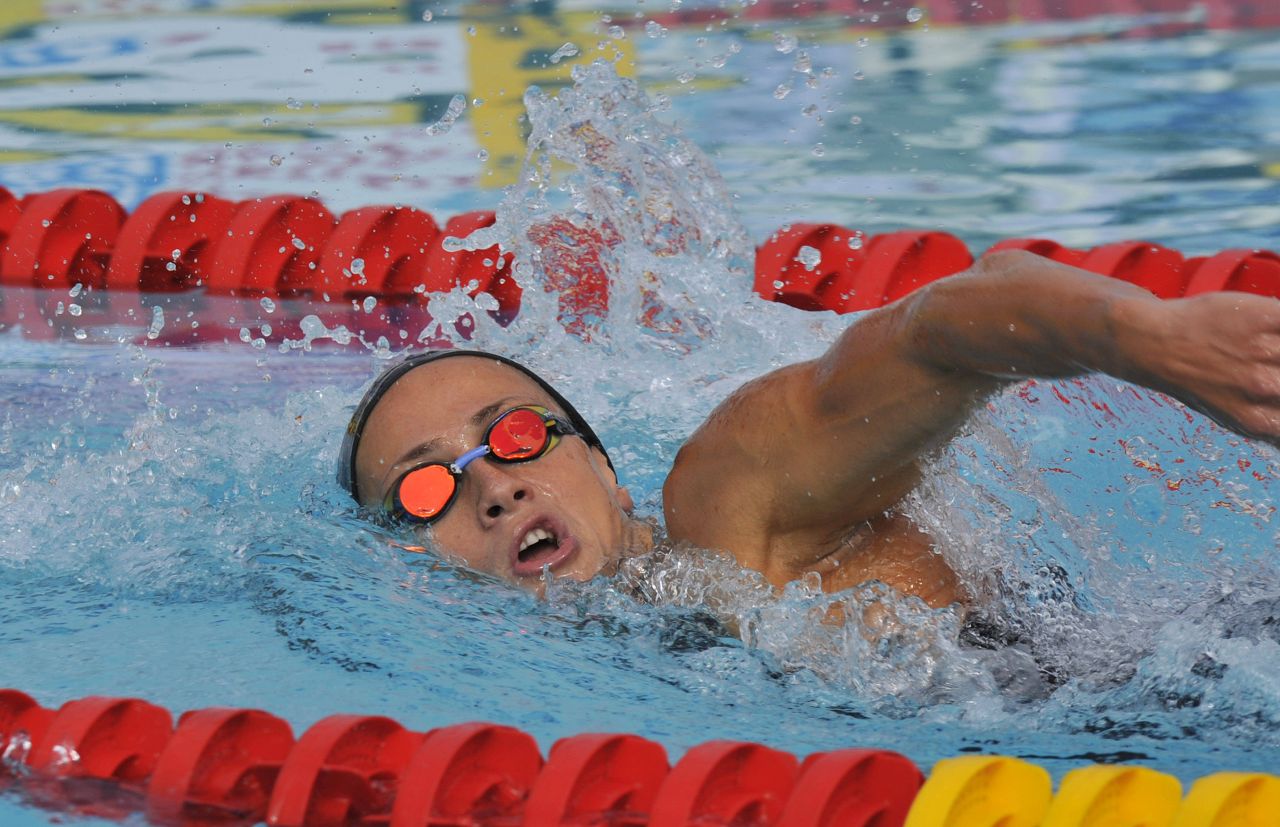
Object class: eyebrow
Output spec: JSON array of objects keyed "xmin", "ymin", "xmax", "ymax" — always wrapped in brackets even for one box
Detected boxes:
[{"xmin": 380, "ymin": 396, "xmax": 523, "ymax": 491}]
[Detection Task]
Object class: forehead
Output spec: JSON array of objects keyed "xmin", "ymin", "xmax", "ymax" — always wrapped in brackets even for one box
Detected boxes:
[{"xmin": 355, "ymin": 357, "xmax": 556, "ymax": 495}]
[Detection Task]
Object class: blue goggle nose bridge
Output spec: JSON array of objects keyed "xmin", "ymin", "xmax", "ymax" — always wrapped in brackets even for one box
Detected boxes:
[{"xmin": 450, "ymin": 444, "xmax": 491, "ymax": 475}]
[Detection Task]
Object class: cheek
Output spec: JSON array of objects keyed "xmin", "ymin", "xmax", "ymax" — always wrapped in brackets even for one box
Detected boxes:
[{"xmin": 425, "ymin": 522, "xmax": 496, "ymax": 572}]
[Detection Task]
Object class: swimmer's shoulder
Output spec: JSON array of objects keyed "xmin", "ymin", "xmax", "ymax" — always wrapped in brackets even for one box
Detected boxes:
[{"xmin": 661, "ymin": 411, "xmax": 782, "ymax": 581}]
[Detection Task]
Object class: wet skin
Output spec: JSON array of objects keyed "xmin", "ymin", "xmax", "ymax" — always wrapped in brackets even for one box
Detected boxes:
[{"xmin": 355, "ymin": 250, "xmax": 1280, "ymax": 606}]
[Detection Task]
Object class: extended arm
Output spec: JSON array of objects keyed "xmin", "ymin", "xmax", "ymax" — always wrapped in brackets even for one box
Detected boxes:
[{"xmin": 665, "ymin": 249, "xmax": 1280, "ymax": 587}]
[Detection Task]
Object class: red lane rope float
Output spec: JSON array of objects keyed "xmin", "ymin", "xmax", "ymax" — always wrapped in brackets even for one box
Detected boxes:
[
  {"xmin": 146, "ymin": 707, "xmax": 294, "ymax": 825},
  {"xmin": 0, "ymin": 188, "xmax": 125, "ymax": 289},
  {"xmin": 390, "ymin": 722, "xmax": 542, "ymax": 827},
  {"xmin": 648, "ymin": 740, "xmax": 799, "ymax": 825},
  {"xmin": 266, "ymin": 714, "xmax": 423, "ymax": 827},
  {"xmin": 205, "ymin": 195, "xmax": 337, "ymax": 296},
  {"xmin": 106, "ymin": 191, "xmax": 239, "ymax": 292},
  {"xmin": 522, "ymin": 732, "xmax": 669, "ymax": 825},
  {"xmin": 777, "ymin": 749, "xmax": 924, "ymax": 827},
  {"xmin": 315, "ymin": 206, "xmax": 440, "ymax": 301}
]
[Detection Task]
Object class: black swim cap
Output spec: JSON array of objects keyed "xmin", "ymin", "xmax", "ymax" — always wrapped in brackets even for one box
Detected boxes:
[{"xmin": 336, "ymin": 349, "xmax": 613, "ymax": 505}]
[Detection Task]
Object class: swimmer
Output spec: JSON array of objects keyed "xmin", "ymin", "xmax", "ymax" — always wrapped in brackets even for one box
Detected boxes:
[{"xmin": 338, "ymin": 250, "xmax": 1280, "ymax": 607}]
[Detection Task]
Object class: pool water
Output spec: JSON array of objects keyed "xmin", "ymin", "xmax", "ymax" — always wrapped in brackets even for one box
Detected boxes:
[{"xmin": 2, "ymin": 3, "xmax": 1280, "ymax": 823}]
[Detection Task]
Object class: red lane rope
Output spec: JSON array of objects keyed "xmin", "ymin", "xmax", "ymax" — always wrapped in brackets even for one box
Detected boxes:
[
  {"xmin": 0, "ymin": 688, "xmax": 922, "ymax": 826},
  {"xmin": 2, "ymin": 186, "xmax": 1278, "ymax": 347}
]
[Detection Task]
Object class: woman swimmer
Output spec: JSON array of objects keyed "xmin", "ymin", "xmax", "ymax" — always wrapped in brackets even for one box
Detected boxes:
[{"xmin": 338, "ymin": 250, "xmax": 1280, "ymax": 608}]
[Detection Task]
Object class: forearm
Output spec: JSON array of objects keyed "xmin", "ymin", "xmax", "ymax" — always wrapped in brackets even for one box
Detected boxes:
[{"xmin": 903, "ymin": 249, "xmax": 1163, "ymax": 385}]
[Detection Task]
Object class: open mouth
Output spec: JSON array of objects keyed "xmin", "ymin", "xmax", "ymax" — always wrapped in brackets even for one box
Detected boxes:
[{"xmin": 512, "ymin": 524, "xmax": 576, "ymax": 577}]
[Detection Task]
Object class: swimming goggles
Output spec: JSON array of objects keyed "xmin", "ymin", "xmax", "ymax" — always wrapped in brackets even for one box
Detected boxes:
[{"xmin": 384, "ymin": 405, "xmax": 583, "ymax": 524}]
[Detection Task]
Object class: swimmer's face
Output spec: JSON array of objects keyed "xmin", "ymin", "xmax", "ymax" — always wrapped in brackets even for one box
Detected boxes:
[{"xmin": 354, "ymin": 357, "xmax": 645, "ymax": 589}]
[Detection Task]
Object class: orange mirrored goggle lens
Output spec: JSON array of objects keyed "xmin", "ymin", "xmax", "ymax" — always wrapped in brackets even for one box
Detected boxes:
[
  {"xmin": 487, "ymin": 407, "xmax": 552, "ymax": 459},
  {"xmin": 396, "ymin": 463, "xmax": 457, "ymax": 520}
]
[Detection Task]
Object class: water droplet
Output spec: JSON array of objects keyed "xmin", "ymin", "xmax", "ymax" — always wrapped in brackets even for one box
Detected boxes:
[
  {"xmin": 796, "ymin": 245, "xmax": 821, "ymax": 271},
  {"xmin": 269, "ymin": 154, "xmax": 283, "ymax": 166},
  {"xmin": 793, "ymin": 51, "xmax": 812, "ymax": 74},
  {"xmin": 773, "ymin": 32, "xmax": 797, "ymax": 54},
  {"xmin": 421, "ymin": 9, "xmax": 433, "ymax": 21},
  {"xmin": 262, "ymin": 116, "xmax": 274, "ymax": 127},
  {"xmin": 239, "ymin": 327, "xmax": 251, "ymax": 343},
  {"xmin": 467, "ymin": 25, "xmax": 476, "ymax": 36},
  {"xmin": 350, "ymin": 258, "xmax": 365, "ymax": 275},
  {"xmin": 165, "ymin": 261, "xmax": 177, "ymax": 272},
  {"xmin": 812, "ymin": 143, "xmax": 825, "ymax": 157},
  {"xmin": 772, "ymin": 279, "xmax": 785, "ymax": 290},
  {"xmin": 69, "ymin": 283, "xmax": 82, "ymax": 298},
  {"xmin": 362, "ymin": 296, "xmax": 377, "ymax": 313},
  {"xmin": 260, "ymin": 297, "xmax": 276, "ymax": 313},
  {"xmin": 286, "ymin": 96, "xmax": 302, "ymax": 109},
  {"xmin": 478, "ymin": 148, "xmax": 489, "ymax": 161},
  {"xmin": 72, "ymin": 328, "xmax": 86, "ymax": 340},
  {"xmin": 41, "ymin": 219, "xmax": 51, "ymax": 228},
  {"xmin": 848, "ymin": 233, "xmax": 865, "ymax": 250},
  {"xmin": 549, "ymin": 42, "xmax": 579, "ymax": 64},
  {"xmin": 853, "ymin": 70, "xmax": 865, "ymax": 81},
  {"xmin": 857, "ymin": 37, "xmax": 869, "ymax": 47},
  {"xmin": 850, "ymin": 115, "xmax": 863, "ymax": 125},
  {"xmin": 291, "ymin": 236, "xmax": 306, "ymax": 250},
  {"xmin": 773, "ymin": 83, "xmax": 792, "ymax": 100},
  {"xmin": 425, "ymin": 94, "xmax": 467, "ymax": 136},
  {"xmin": 645, "ymin": 20, "xmax": 665, "ymax": 38},
  {"xmin": 260, "ymin": 323, "xmax": 272, "ymax": 337},
  {"xmin": 68, "ymin": 303, "xmax": 82, "ymax": 317},
  {"xmin": 802, "ymin": 104, "xmax": 818, "ymax": 117},
  {"xmin": 608, "ymin": 25, "xmax": 625, "ymax": 39},
  {"xmin": 147, "ymin": 306, "xmax": 164, "ymax": 339},
  {"xmin": 676, "ymin": 71, "xmax": 694, "ymax": 84},
  {"xmin": 907, "ymin": 7, "xmax": 924, "ymax": 23}
]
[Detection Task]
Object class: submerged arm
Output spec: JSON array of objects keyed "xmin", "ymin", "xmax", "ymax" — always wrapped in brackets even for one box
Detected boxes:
[{"xmin": 665, "ymin": 249, "xmax": 1280, "ymax": 588}]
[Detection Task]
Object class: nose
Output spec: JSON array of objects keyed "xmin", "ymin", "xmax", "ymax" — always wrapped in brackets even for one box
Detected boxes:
[{"xmin": 467, "ymin": 460, "xmax": 531, "ymax": 524}]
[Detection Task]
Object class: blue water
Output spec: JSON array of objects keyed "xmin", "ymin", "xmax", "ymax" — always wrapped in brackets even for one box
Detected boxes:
[{"xmin": 2, "ymin": 4, "xmax": 1280, "ymax": 824}]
